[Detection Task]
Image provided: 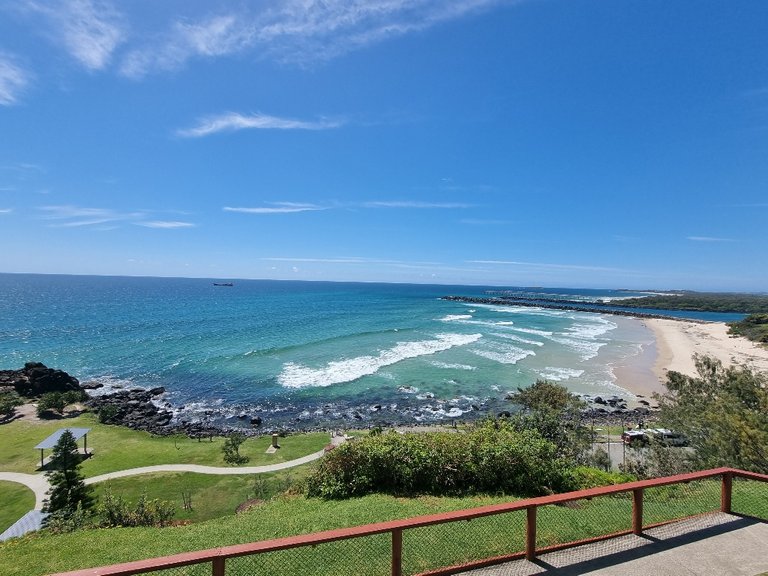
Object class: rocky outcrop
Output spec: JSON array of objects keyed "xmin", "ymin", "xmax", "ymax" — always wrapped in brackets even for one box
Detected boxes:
[
  {"xmin": 0, "ymin": 362, "xmax": 82, "ymax": 397},
  {"xmin": 87, "ymin": 387, "xmax": 174, "ymax": 433}
]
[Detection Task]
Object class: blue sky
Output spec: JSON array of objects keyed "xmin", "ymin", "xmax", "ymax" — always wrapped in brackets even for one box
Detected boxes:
[{"xmin": 1, "ymin": 0, "xmax": 766, "ymax": 291}]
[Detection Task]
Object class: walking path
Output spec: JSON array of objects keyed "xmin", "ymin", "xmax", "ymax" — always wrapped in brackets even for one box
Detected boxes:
[{"xmin": 0, "ymin": 434, "xmax": 343, "ymax": 541}]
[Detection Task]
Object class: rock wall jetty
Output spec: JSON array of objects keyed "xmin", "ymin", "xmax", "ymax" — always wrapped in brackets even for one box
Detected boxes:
[{"xmin": 441, "ymin": 295, "xmax": 706, "ymax": 322}]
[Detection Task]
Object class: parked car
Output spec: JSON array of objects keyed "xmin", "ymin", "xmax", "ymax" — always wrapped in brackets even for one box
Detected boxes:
[
  {"xmin": 646, "ymin": 428, "xmax": 688, "ymax": 447},
  {"xmin": 621, "ymin": 430, "xmax": 648, "ymax": 446}
]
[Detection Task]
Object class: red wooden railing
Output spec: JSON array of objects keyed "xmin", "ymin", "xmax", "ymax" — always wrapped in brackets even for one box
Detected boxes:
[{"xmin": 52, "ymin": 467, "xmax": 768, "ymax": 576}]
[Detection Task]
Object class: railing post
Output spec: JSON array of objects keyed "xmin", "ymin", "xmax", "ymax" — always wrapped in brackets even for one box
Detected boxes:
[
  {"xmin": 392, "ymin": 529, "xmax": 403, "ymax": 576},
  {"xmin": 721, "ymin": 472, "xmax": 733, "ymax": 513},
  {"xmin": 525, "ymin": 506, "xmax": 537, "ymax": 561},
  {"xmin": 632, "ymin": 488, "xmax": 644, "ymax": 535},
  {"xmin": 212, "ymin": 557, "xmax": 225, "ymax": 576}
]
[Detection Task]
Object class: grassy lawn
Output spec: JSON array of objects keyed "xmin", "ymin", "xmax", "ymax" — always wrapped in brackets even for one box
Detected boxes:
[
  {"xmin": 0, "ymin": 413, "xmax": 329, "ymax": 476},
  {"xmin": 0, "ymin": 481, "xmax": 35, "ymax": 534},
  {"xmin": 3, "ymin": 477, "xmax": 766, "ymax": 576},
  {"xmin": 91, "ymin": 464, "xmax": 314, "ymax": 523}
]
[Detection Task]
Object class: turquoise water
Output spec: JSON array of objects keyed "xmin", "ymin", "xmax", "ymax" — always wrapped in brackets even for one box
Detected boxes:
[{"xmin": 0, "ymin": 274, "xmax": 735, "ymax": 429}]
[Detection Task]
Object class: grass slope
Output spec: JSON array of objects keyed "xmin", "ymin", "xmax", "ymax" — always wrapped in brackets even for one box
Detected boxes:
[
  {"xmin": 0, "ymin": 481, "xmax": 35, "ymax": 533},
  {"xmin": 2, "ymin": 479, "xmax": 766, "ymax": 576},
  {"xmin": 0, "ymin": 413, "xmax": 329, "ymax": 476}
]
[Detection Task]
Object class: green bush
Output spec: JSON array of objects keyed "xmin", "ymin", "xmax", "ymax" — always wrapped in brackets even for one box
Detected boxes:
[
  {"xmin": 0, "ymin": 389, "xmax": 23, "ymax": 418},
  {"xmin": 222, "ymin": 432, "xmax": 249, "ymax": 465},
  {"xmin": 37, "ymin": 392, "xmax": 66, "ymax": 417},
  {"xmin": 569, "ymin": 466, "xmax": 635, "ymax": 490},
  {"xmin": 305, "ymin": 420, "xmax": 573, "ymax": 499},
  {"xmin": 100, "ymin": 489, "xmax": 175, "ymax": 527}
]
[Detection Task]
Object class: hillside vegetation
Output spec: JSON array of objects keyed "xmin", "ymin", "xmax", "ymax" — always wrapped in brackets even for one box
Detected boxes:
[
  {"xmin": 617, "ymin": 292, "xmax": 768, "ymax": 313},
  {"xmin": 728, "ymin": 314, "xmax": 768, "ymax": 344}
]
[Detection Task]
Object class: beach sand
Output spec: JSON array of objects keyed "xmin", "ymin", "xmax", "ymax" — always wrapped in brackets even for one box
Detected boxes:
[
  {"xmin": 643, "ymin": 318, "xmax": 768, "ymax": 386},
  {"xmin": 612, "ymin": 318, "xmax": 768, "ymax": 401}
]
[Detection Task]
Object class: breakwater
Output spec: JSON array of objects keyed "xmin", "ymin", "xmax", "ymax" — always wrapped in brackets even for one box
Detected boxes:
[{"xmin": 441, "ymin": 296, "xmax": 707, "ymax": 322}]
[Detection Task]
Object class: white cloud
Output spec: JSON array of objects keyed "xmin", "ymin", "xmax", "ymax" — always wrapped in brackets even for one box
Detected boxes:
[
  {"xmin": 38, "ymin": 204, "xmax": 195, "ymax": 229},
  {"xmin": 27, "ymin": 0, "xmax": 127, "ymax": 70},
  {"xmin": 120, "ymin": 0, "xmax": 510, "ymax": 77},
  {"xmin": 364, "ymin": 200, "xmax": 472, "ymax": 209},
  {"xmin": 687, "ymin": 236, "xmax": 736, "ymax": 242},
  {"xmin": 178, "ymin": 112, "xmax": 342, "ymax": 138},
  {"xmin": 135, "ymin": 220, "xmax": 195, "ymax": 229},
  {"xmin": 0, "ymin": 208, "xmax": 13, "ymax": 214},
  {"xmin": 470, "ymin": 259, "xmax": 626, "ymax": 273},
  {"xmin": 224, "ymin": 203, "xmax": 324, "ymax": 214},
  {"xmin": 0, "ymin": 54, "xmax": 31, "ymax": 105}
]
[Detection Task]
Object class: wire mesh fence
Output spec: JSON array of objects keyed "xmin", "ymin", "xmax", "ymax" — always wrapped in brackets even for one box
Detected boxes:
[
  {"xmin": 535, "ymin": 492, "xmax": 633, "ymax": 549},
  {"xmin": 732, "ymin": 476, "xmax": 768, "ymax": 520},
  {"xmin": 224, "ymin": 533, "xmax": 391, "ymax": 576},
  {"xmin": 53, "ymin": 469, "xmax": 768, "ymax": 576},
  {"xmin": 401, "ymin": 510, "xmax": 527, "ymax": 574},
  {"xmin": 643, "ymin": 478, "xmax": 721, "ymax": 526}
]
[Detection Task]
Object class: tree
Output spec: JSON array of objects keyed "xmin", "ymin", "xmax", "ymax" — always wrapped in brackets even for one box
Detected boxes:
[
  {"xmin": 36, "ymin": 392, "xmax": 67, "ymax": 418},
  {"xmin": 655, "ymin": 355, "xmax": 768, "ymax": 474},
  {"xmin": 507, "ymin": 380, "xmax": 590, "ymax": 463},
  {"xmin": 43, "ymin": 430, "xmax": 95, "ymax": 519},
  {"xmin": 0, "ymin": 389, "xmax": 23, "ymax": 419},
  {"xmin": 222, "ymin": 432, "xmax": 249, "ymax": 465}
]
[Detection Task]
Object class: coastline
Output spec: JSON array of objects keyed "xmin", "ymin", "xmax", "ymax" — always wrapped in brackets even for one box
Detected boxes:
[{"xmin": 641, "ymin": 318, "xmax": 768, "ymax": 386}]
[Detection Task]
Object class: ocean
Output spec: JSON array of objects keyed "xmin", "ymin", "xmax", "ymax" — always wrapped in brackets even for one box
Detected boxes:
[{"xmin": 0, "ymin": 274, "xmax": 740, "ymax": 429}]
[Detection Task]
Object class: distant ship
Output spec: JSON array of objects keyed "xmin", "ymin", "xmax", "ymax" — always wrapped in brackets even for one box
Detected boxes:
[{"xmin": 213, "ymin": 282, "xmax": 234, "ymax": 287}]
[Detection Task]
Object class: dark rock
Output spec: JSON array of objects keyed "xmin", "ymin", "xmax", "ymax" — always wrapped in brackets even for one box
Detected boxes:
[
  {"xmin": 593, "ymin": 396, "xmax": 607, "ymax": 405},
  {"xmin": 148, "ymin": 387, "xmax": 166, "ymax": 396},
  {"xmin": 82, "ymin": 381, "xmax": 104, "ymax": 390},
  {"xmin": 0, "ymin": 362, "xmax": 82, "ymax": 397},
  {"xmin": 250, "ymin": 416, "xmax": 262, "ymax": 427}
]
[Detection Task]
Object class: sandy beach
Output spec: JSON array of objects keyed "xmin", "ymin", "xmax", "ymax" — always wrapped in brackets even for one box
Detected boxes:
[
  {"xmin": 643, "ymin": 318, "xmax": 768, "ymax": 387},
  {"xmin": 612, "ymin": 317, "xmax": 768, "ymax": 403}
]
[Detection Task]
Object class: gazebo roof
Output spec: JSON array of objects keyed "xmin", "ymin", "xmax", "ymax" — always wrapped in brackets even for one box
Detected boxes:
[{"xmin": 34, "ymin": 428, "xmax": 91, "ymax": 450}]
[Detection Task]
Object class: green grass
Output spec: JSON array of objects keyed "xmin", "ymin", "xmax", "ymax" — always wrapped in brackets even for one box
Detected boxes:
[
  {"xmin": 91, "ymin": 465, "xmax": 313, "ymax": 523},
  {"xmin": 0, "ymin": 413, "xmax": 329, "ymax": 476},
  {"xmin": 0, "ymin": 481, "xmax": 35, "ymax": 533},
  {"xmin": 4, "ymin": 478, "xmax": 767, "ymax": 576}
]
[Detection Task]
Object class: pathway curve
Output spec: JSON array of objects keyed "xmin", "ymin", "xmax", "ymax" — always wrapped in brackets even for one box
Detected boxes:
[{"xmin": 0, "ymin": 433, "xmax": 344, "ymax": 540}]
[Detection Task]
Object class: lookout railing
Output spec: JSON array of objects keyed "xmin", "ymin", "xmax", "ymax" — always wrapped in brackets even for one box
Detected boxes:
[{"xmin": 53, "ymin": 468, "xmax": 768, "ymax": 576}]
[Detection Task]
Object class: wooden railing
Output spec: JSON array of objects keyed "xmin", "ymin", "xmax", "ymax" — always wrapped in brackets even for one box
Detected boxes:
[{"xmin": 52, "ymin": 467, "xmax": 768, "ymax": 576}]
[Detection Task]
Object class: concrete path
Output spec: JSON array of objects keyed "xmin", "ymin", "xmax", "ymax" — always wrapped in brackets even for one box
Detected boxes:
[
  {"xmin": 0, "ymin": 434, "xmax": 341, "ymax": 540},
  {"xmin": 83, "ymin": 448, "xmax": 328, "ymax": 484},
  {"xmin": 456, "ymin": 513, "xmax": 768, "ymax": 576},
  {"xmin": 0, "ymin": 472, "xmax": 50, "ymax": 510}
]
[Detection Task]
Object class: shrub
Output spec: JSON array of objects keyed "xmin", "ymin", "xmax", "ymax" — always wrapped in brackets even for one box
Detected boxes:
[
  {"xmin": 37, "ymin": 392, "xmax": 66, "ymax": 417},
  {"xmin": 97, "ymin": 404, "xmax": 119, "ymax": 424},
  {"xmin": 569, "ymin": 466, "xmax": 635, "ymax": 490},
  {"xmin": 100, "ymin": 489, "xmax": 175, "ymax": 527},
  {"xmin": 305, "ymin": 419, "xmax": 573, "ymax": 499},
  {"xmin": 0, "ymin": 389, "xmax": 23, "ymax": 418},
  {"xmin": 222, "ymin": 432, "xmax": 249, "ymax": 465}
]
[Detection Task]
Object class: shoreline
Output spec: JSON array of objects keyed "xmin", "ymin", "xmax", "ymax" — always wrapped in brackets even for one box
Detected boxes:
[{"xmin": 644, "ymin": 318, "xmax": 768, "ymax": 380}]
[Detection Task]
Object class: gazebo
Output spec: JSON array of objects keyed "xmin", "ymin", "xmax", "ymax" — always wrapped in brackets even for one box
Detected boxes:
[{"xmin": 34, "ymin": 428, "xmax": 91, "ymax": 469}]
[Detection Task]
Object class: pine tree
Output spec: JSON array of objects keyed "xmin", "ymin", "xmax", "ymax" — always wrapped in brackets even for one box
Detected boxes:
[{"xmin": 43, "ymin": 430, "xmax": 95, "ymax": 516}]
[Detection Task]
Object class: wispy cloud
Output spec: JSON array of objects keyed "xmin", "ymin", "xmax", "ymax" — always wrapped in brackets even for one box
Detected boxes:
[
  {"xmin": 38, "ymin": 204, "xmax": 194, "ymax": 229},
  {"xmin": 26, "ymin": 0, "xmax": 127, "ymax": 70},
  {"xmin": 224, "ymin": 203, "xmax": 325, "ymax": 214},
  {"xmin": 364, "ymin": 200, "xmax": 473, "ymax": 209},
  {"xmin": 0, "ymin": 53, "xmax": 31, "ymax": 105},
  {"xmin": 687, "ymin": 236, "xmax": 736, "ymax": 242},
  {"xmin": 135, "ymin": 220, "xmax": 195, "ymax": 229},
  {"xmin": 120, "ymin": 1, "xmax": 511, "ymax": 77},
  {"xmin": 470, "ymin": 259, "xmax": 626, "ymax": 273},
  {"xmin": 178, "ymin": 112, "xmax": 342, "ymax": 138},
  {"xmin": 0, "ymin": 208, "xmax": 13, "ymax": 214}
]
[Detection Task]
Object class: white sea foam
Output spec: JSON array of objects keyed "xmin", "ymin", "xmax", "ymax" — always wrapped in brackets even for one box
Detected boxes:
[
  {"xmin": 430, "ymin": 361, "xmax": 477, "ymax": 371},
  {"xmin": 538, "ymin": 367, "xmax": 585, "ymax": 381},
  {"xmin": 491, "ymin": 332, "xmax": 544, "ymax": 347},
  {"xmin": 278, "ymin": 333, "xmax": 482, "ymax": 388},
  {"xmin": 511, "ymin": 326, "xmax": 553, "ymax": 337},
  {"xmin": 440, "ymin": 314, "xmax": 473, "ymax": 322},
  {"xmin": 471, "ymin": 342, "xmax": 536, "ymax": 365}
]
